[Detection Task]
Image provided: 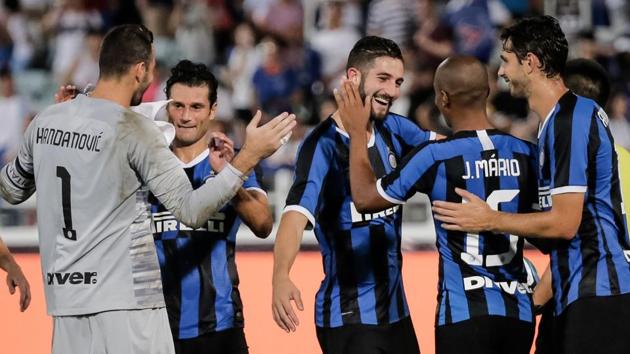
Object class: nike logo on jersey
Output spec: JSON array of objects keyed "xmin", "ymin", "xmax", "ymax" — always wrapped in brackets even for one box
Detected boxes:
[
  {"xmin": 462, "ymin": 156, "xmax": 521, "ymax": 180},
  {"xmin": 463, "ymin": 275, "xmax": 532, "ymax": 295},
  {"xmin": 46, "ymin": 272, "xmax": 98, "ymax": 285}
]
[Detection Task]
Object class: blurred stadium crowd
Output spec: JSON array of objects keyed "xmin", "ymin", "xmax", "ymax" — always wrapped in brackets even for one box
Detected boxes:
[{"xmin": 0, "ymin": 0, "xmax": 629, "ymax": 226}]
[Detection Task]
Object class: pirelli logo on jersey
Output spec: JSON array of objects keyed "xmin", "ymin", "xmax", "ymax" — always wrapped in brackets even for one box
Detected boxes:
[
  {"xmin": 539, "ymin": 186, "xmax": 552, "ymax": 209},
  {"xmin": 152, "ymin": 211, "xmax": 226, "ymax": 233},
  {"xmin": 46, "ymin": 272, "xmax": 97, "ymax": 285},
  {"xmin": 349, "ymin": 202, "xmax": 399, "ymax": 223}
]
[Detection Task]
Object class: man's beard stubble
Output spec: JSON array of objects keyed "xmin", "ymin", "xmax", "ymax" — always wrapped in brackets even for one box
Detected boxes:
[{"xmin": 358, "ymin": 77, "xmax": 392, "ymax": 121}]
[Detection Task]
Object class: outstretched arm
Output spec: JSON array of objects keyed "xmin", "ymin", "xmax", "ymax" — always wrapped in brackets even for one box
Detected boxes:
[{"xmin": 433, "ymin": 188, "xmax": 583, "ymax": 239}]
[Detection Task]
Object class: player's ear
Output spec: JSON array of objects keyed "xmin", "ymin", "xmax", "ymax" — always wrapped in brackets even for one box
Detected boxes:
[
  {"xmin": 133, "ymin": 61, "xmax": 146, "ymax": 83},
  {"xmin": 524, "ymin": 52, "xmax": 538, "ymax": 74},
  {"xmin": 346, "ymin": 67, "xmax": 361, "ymax": 85},
  {"xmin": 209, "ymin": 102, "xmax": 218, "ymax": 120},
  {"xmin": 440, "ymin": 90, "xmax": 450, "ymax": 108}
]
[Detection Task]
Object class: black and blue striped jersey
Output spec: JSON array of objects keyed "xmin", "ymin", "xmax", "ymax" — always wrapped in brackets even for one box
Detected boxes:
[
  {"xmin": 149, "ymin": 149, "xmax": 265, "ymax": 339},
  {"xmin": 378, "ymin": 129, "xmax": 539, "ymax": 326},
  {"xmin": 285, "ymin": 114, "xmax": 435, "ymax": 328},
  {"xmin": 538, "ymin": 92, "xmax": 630, "ymax": 315}
]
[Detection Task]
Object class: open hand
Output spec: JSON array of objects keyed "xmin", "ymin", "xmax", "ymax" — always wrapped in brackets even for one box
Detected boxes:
[
  {"xmin": 272, "ymin": 276, "xmax": 304, "ymax": 333},
  {"xmin": 334, "ymin": 79, "xmax": 371, "ymax": 137},
  {"xmin": 5, "ymin": 262, "xmax": 30, "ymax": 312},
  {"xmin": 432, "ymin": 188, "xmax": 495, "ymax": 233},
  {"xmin": 208, "ymin": 132, "xmax": 235, "ymax": 173}
]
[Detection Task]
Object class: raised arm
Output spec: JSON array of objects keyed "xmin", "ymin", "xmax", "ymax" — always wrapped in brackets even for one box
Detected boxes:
[
  {"xmin": 0, "ymin": 120, "xmax": 37, "ymax": 205},
  {"xmin": 132, "ymin": 110, "xmax": 295, "ymax": 229},
  {"xmin": 433, "ymin": 189, "xmax": 583, "ymax": 239},
  {"xmin": 334, "ymin": 80, "xmax": 395, "ymax": 212}
]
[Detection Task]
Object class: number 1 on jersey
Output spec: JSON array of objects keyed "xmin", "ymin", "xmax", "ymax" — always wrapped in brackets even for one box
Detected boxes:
[{"xmin": 56, "ymin": 166, "xmax": 77, "ymax": 241}]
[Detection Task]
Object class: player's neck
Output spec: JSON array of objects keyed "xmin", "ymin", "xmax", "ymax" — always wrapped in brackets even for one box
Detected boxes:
[
  {"xmin": 171, "ymin": 139, "xmax": 207, "ymax": 164},
  {"xmin": 90, "ymin": 79, "xmax": 135, "ymax": 108},
  {"xmin": 528, "ymin": 76, "xmax": 568, "ymax": 123},
  {"xmin": 449, "ymin": 110, "xmax": 493, "ymax": 133},
  {"xmin": 332, "ymin": 110, "xmax": 372, "ymax": 140}
]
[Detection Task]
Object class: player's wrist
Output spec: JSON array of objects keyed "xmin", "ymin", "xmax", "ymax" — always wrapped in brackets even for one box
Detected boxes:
[{"xmin": 231, "ymin": 149, "xmax": 258, "ymax": 175}]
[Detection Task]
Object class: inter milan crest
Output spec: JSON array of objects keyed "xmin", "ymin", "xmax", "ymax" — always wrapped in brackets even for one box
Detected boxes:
[{"xmin": 388, "ymin": 151, "xmax": 397, "ymax": 168}]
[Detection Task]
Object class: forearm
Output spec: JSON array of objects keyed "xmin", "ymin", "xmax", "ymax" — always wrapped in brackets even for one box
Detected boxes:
[
  {"xmin": 347, "ymin": 132, "xmax": 390, "ymax": 212},
  {"xmin": 273, "ymin": 214, "xmax": 305, "ymax": 281},
  {"xmin": 0, "ymin": 161, "xmax": 35, "ymax": 205},
  {"xmin": 0, "ymin": 238, "xmax": 17, "ymax": 272},
  {"xmin": 233, "ymin": 189, "xmax": 273, "ymax": 238},
  {"xmin": 153, "ymin": 163, "xmax": 246, "ymax": 229},
  {"xmin": 230, "ymin": 145, "xmax": 260, "ymax": 176},
  {"xmin": 533, "ymin": 264, "xmax": 553, "ymax": 306},
  {"xmin": 492, "ymin": 209, "xmax": 575, "ymax": 239}
]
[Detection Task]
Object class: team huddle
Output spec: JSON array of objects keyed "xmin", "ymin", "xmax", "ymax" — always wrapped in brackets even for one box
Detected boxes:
[{"xmin": 0, "ymin": 14, "xmax": 629, "ymax": 354}]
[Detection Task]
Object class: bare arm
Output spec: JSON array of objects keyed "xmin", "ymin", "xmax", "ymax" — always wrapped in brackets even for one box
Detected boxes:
[
  {"xmin": 433, "ymin": 188, "xmax": 583, "ymax": 239},
  {"xmin": 334, "ymin": 80, "xmax": 395, "ymax": 212},
  {"xmin": 0, "ymin": 237, "xmax": 30, "ymax": 312},
  {"xmin": 233, "ymin": 189, "xmax": 273, "ymax": 238},
  {"xmin": 533, "ymin": 263, "xmax": 553, "ymax": 307},
  {"xmin": 133, "ymin": 111, "xmax": 295, "ymax": 229},
  {"xmin": 272, "ymin": 211, "xmax": 308, "ymax": 333}
]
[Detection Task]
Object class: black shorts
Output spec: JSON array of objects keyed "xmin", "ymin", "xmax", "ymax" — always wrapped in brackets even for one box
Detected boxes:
[
  {"xmin": 555, "ymin": 293, "xmax": 630, "ymax": 354},
  {"xmin": 174, "ymin": 327, "xmax": 248, "ymax": 354},
  {"xmin": 534, "ymin": 302, "xmax": 555, "ymax": 354},
  {"xmin": 316, "ymin": 316, "xmax": 421, "ymax": 354},
  {"xmin": 435, "ymin": 316, "xmax": 534, "ymax": 354}
]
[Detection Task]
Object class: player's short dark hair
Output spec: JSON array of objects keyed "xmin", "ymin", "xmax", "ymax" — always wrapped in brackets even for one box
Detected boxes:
[
  {"xmin": 99, "ymin": 24, "xmax": 154, "ymax": 79},
  {"xmin": 500, "ymin": 16, "xmax": 568, "ymax": 78},
  {"xmin": 346, "ymin": 36, "xmax": 403, "ymax": 73},
  {"xmin": 165, "ymin": 60, "xmax": 218, "ymax": 105},
  {"xmin": 563, "ymin": 58, "xmax": 610, "ymax": 107}
]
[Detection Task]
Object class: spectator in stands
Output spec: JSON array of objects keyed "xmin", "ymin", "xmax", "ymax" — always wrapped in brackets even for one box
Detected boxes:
[
  {"xmin": 255, "ymin": 0, "xmax": 303, "ymax": 44},
  {"xmin": 311, "ymin": 0, "xmax": 361, "ymax": 91},
  {"xmin": 252, "ymin": 37, "xmax": 298, "ymax": 118},
  {"xmin": 0, "ymin": 67, "xmax": 31, "ymax": 165},
  {"xmin": 61, "ymin": 27, "xmax": 101, "ymax": 92},
  {"xmin": 609, "ymin": 90, "xmax": 630, "ymax": 150},
  {"xmin": 43, "ymin": 0, "xmax": 102, "ymax": 84},
  {"xmin": 366, "ymin": 0, "xmax": 416, "ymax": 50},
  {"xmin": 171, "ymin": 0, "xmax": 215, "ymax": 66},
  {"xmin": 4, "ymin": 0, "xmax": 35, "ymax": 71},
  {"xmin": 224, "ymin": 22, "xmax": 260, "ymax": 123}
]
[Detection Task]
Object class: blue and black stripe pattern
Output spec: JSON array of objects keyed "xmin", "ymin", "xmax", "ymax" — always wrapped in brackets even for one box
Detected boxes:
[
  {"xmin": 379, "ymin": 130, "xmax": 539, "ymax": 326},
  {"xmin": 538, "ymin": 92, "xmax": 630, "ymax": 315},
  {"xmin": 285, "ymin": 114, "xmax": 433, "ymax": 328},
  {"xmin": 150, "ymin": 151, "xmax": 264, "ymax": 339}
]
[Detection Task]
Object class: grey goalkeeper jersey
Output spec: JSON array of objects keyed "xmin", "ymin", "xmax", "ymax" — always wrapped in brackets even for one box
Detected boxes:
[{"xmin": 0, "ymin": 94, "xmax": 246, "ymax": 316}]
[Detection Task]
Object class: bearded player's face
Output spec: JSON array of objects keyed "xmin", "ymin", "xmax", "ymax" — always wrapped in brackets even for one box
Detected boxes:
[{"xmin": 358, "ymin": 56, "xmax": 404, "ymax": 121}]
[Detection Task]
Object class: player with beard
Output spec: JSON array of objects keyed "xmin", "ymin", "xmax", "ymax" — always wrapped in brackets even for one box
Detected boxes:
[
  {"xmin": 432, "ymin": 16, "xmax": 630, "ymax": 354},
  {"xmin": 337, "ymin": 56, "xmax": 541, "ymax": 354},
  {"xmin": 272, "ymin": 36, "xmax": 435, "ymax": 354},
  {"xmin": 0, "ymin": 24, "xmax": 295, "ymax": 354}
]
